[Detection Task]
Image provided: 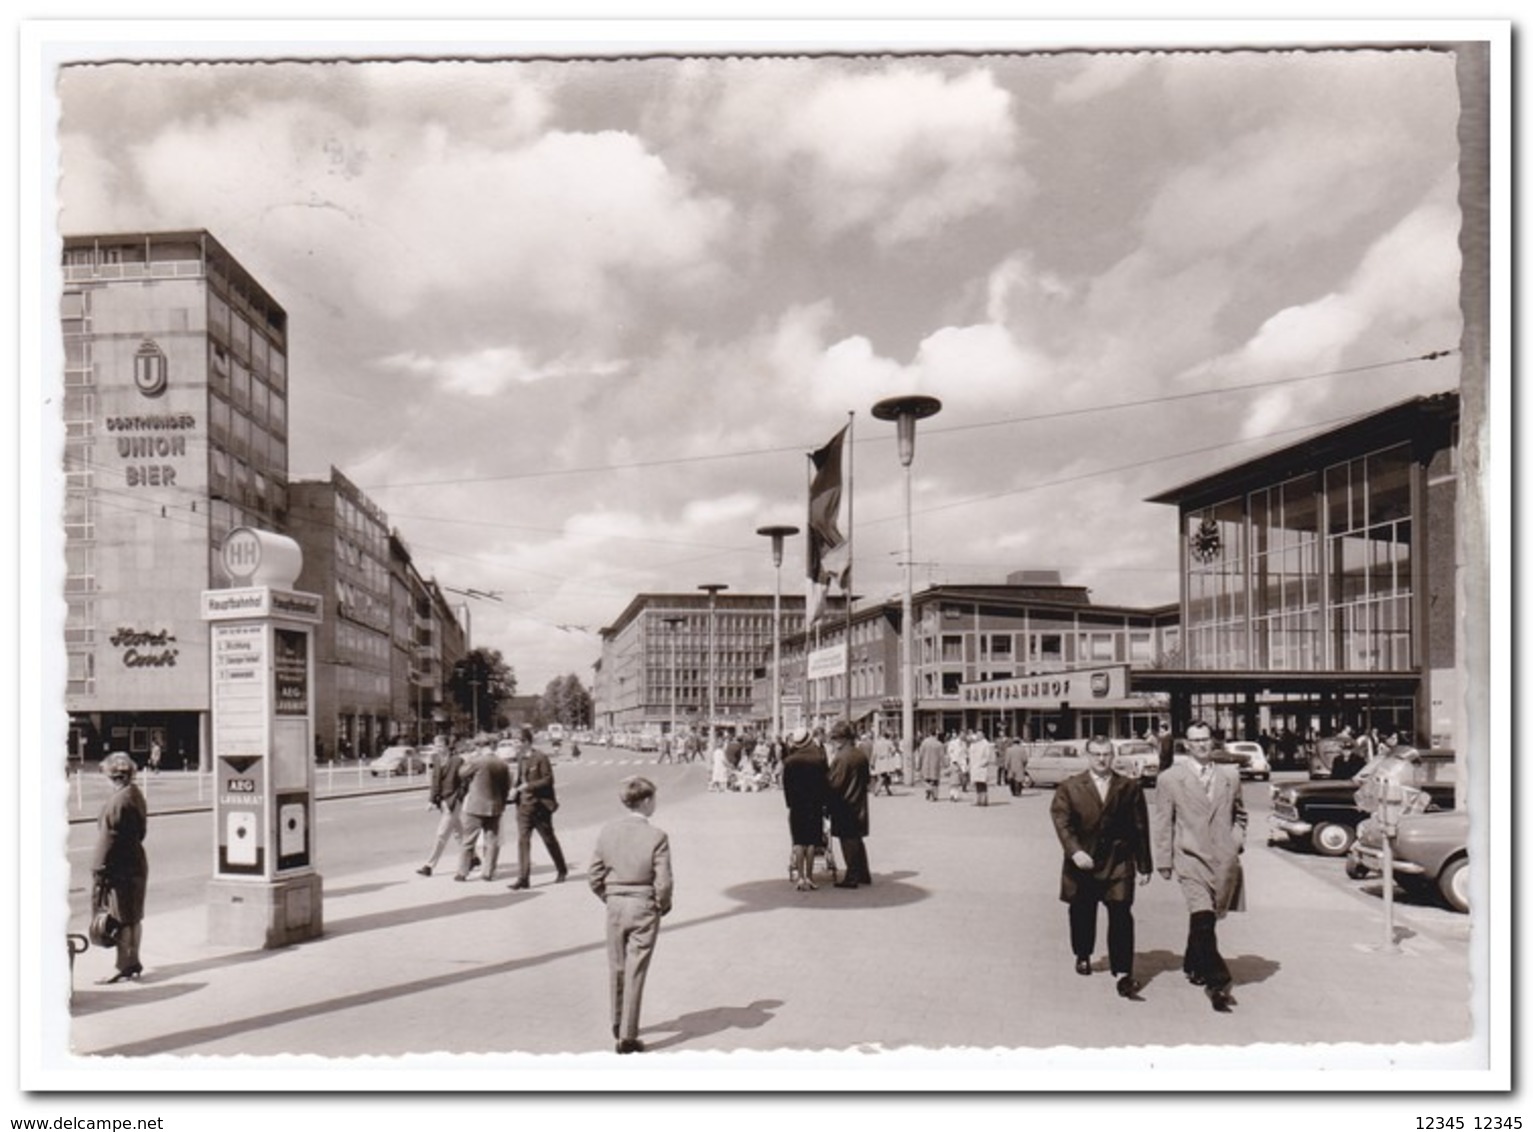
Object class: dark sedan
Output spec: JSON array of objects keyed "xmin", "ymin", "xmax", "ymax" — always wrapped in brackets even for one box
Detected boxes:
[{"xmin": 1267, "ymin": 748, "xmax": 1456, "ymax": 856}]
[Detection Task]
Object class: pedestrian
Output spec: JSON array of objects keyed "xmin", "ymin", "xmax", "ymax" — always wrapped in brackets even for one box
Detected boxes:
[
  {"xmin": 709, "ymin": 741, "xmax": 730, "ymax": 792},
  {"xmin": 781, "ymin": 726, "xmax": 830, "ymax": 891},
  {"xmin": 918, "ymin": 730, "xmax": 945, "ymax": 802},
  {"xmin": 1153, "ymin": 721, "xmax": 1247, "ymax": 1013},
  {"xmin": 417, "ymin": 737, "xmax": 468, "ymax": 877},
  {"xmin": 91, "ymin": 752, "xmax": 148, "ymax": 983},
  {"xmin": 1049, "ymin": 736, "xmax": 1153, "ymax": 999},
  {"xmin": 1004, "ymin": 735, "xmax": 1031, "ymax": 796},
  {"xmin": 946, "ymin": 731, "xmax": 970, "ymax": 795},
  {"xmin": 510, "ymin": 728, "xmax": 569, "ymax": 889},
  {"xmin": 147, "ymin": 737, "xmax": 162, "ymax": 775},
  {"xmin": 588, "ymin": 775, "xmax": 674, "ymax": 1055},
  {"xmin": 1157, "ymin": 723, "xmax": 1175, "ymax": 773},
  {"xmin": 870, "ymin": 730, "xmax": 898, "ymax": 796},
  {"xmin": 825, "ymin": 720, "xmax": 872, "ymax": 889},
  {"xmin": 968, "ymin": 730, "xmax": 995, "ymax": 806},
  {"xmin": 456, "ymin": 744, "xmax": 511, "ymax": 882}
]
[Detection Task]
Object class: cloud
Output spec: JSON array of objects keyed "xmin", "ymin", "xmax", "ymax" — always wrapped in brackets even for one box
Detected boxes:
[
  {"xmin": 684, "ymin": 61, "xmax": 1026, "ymax": 245},
  {"xmin": 1053, "ymin": 54, "xmax": 1152, "ymax": 104},
  {"xmin": 376, "ymin": 346, "xmax": 628, "ymax": 396}
]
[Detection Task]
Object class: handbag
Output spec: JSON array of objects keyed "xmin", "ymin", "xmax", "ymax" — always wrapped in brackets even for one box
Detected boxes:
[{"xmin": 89, "ymin": 908, "xmax": 121, "ymax": 949}]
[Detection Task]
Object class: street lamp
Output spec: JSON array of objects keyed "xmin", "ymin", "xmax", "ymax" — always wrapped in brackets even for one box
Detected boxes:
[
  {"xmin": 756, "ymin": 525, "xmax": 800, "ymax": 743},
  {"xmin": 698, "ymin": 583, "xmax": 729, "ymax": 751},
  {"xmin": 872, "ymin": 394, "xmax": 942, "ymax": 773},
  {"xmin": 662, "ymin": 615, "xmax": 685, "ymax": 752}
]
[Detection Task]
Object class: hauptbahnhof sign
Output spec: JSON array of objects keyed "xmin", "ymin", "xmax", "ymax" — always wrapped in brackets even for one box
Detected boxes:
[{"xmin": 958, "ymin": 665, "xmax": 1129, "ymax": 709}]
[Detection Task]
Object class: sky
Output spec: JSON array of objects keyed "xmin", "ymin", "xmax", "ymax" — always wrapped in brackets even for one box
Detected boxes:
[{"xmin": 50, "ymin": 33, "xmax": 1468, "ymax": 693}]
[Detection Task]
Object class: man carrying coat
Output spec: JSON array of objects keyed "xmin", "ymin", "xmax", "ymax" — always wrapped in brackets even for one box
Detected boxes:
[
  {"xmin": 1050, "ymin": 735, "xmax": 1153, "ymax": 999},
  {"xmin": 455, "ymin": 743, "xmax": 511, "ymax": 882},
  {"xmin": 1154, "ymin": 721, "xmax": 1247, "ymax": 1012}
]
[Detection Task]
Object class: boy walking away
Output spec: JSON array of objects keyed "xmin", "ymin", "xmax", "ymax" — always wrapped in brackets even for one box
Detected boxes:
[{"xmin": 589, "ymin": 776, "xmax": 674, "ymax": 1054}]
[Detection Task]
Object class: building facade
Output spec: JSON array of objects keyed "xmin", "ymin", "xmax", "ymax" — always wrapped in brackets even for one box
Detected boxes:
[
  {"xmin": 778, "ymin": 576, "xmax": 1180, "ymax": 741},
  {"xmin": 594, "ymin": 592, "xmax": 806, "ymax": 737},
  {"xmin": 62, "ymin": 231, "xmax": 292, "ymax": 768},
  {"xmin": 289, "ymin": 468, "xmax": 395, "ymax": 760},
  {"xmin": 1145, "ymin": 391, "xmax": 1459, "ymax": 748}
]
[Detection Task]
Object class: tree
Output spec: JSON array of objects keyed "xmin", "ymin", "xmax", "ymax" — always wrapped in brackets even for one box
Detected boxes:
[
  {"xmin": 540, "ymin": 673, "xmax": 593, "ymax": 729},
  {"xmin": 448, "ymin": 648, "xmax": 516, "ymax": 735}
]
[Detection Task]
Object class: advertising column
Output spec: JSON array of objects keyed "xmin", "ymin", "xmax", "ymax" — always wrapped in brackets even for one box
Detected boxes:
[{"xmin": 203, "ymin": 527, "xmax": 324, "ymax": 948}]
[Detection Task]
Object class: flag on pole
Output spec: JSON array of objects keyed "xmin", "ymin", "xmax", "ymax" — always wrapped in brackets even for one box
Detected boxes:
[{"xmin": 807, "ymin": 424, "xmax": 851, "ymax": 621}]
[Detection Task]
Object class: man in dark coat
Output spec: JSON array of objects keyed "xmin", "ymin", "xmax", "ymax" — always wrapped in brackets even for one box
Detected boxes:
[
  {"xmin": 825, "ymin": 720, "xmax": 872, "ymax": 888},
  {"xmin": 1050, "ymin": 735, "xmax": 1153, "ymax": 999},
  {"xmin": 510, "ymin": 728, "xmax": 569, "ymax": 889}
]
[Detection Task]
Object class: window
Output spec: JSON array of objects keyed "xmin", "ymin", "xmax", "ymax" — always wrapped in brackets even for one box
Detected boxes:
[{"xmin": 67, "ymin": 650, "xmax": 95, "ymax": 695}]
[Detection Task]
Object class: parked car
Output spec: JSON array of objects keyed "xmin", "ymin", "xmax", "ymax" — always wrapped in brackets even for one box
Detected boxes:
[
  {"xmin": 1218, "ymin": 740, "xmax": 1271, "ymax": 781},
  {"xmin": 1268, "ymin": 748, "xmax": 1456, "ymax": 856},
  {"xmin": 370, "ymin": 745, "xmax": 427, "ymax": 777},
  {"xmin": 1023, "ymin": 740, "xmax": 1158, "ymax": 789},
  {"xmin": 1109, "ymin": 738, "xmax": 1161, "ymax": 785},
  {"xmin": 1347, "ymin": 808, "xmax": 1470, "ymax": 913}
]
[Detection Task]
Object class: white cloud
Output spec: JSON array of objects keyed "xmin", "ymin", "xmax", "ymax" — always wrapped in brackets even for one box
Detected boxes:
[
  {"xmin": 376, "ymin": 346, "xmax": 628, "ymax": 396},
  {"xmin": 698, "ymin": 62, "xmax": 1025, "ymax": 245},
  {"xmin": 1053, "ymin": 54, "xmax": 1151, "ymax": 105}
]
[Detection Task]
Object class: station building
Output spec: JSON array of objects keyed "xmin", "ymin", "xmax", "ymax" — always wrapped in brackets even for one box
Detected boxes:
[
  {"xmin": 1141, "ymin": 390, "xmax": 1460, "ymax": 749},
  {"xmin": 776, "ymin": 573, "xmax": 1180, "ymax": 741}
]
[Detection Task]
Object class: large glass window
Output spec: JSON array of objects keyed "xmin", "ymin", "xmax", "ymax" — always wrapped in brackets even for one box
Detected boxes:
[
  {"xmin": 1185, "ymin": 497, "xmax": 1248, "ymax": 669},
  {"xmin": 1326, "ymin": 445, "xmax": 1413, "ymax": 671}
]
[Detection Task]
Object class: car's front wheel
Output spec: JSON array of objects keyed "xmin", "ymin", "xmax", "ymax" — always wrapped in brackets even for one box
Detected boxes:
[
  {"xmin": 1438, "ymin": 857, "xmax": 1469, "ymax": 913},
  {"xmin": 1311, "ymin": 821, "xmax": 1355, "ymax": 856}
]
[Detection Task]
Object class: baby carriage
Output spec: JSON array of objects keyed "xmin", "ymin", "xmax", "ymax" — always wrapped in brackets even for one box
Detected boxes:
[{"xmin": 788, "ymin": 817, "xmax": 840, "ymax": 887}]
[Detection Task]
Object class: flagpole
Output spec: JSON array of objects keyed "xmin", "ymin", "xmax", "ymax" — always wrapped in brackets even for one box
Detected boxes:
[{"xmin": 843, "ymin": 410, "xmax": 854, "ymax": 725}]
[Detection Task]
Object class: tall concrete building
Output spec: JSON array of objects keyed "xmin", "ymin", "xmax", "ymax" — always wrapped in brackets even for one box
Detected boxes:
[{"xmin": 62, "ymin": 231, "xmax": 292, "ymax": 767}]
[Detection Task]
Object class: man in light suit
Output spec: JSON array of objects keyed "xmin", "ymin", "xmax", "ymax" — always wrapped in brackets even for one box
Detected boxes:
[
  {"xmin": 1154, "ymin": 721, "xmax": 1248, "ymax": 1012},
  {"xmin": 509, "ymin": 728, "xmax": 569, "ymax": 889},
  {"xmin": 455, "ymin": 744, "xmax": 511, "ymax": 882},
  {"xmin": 589, "ymin": 775, "xmax": 673, "ymax": 1054},
  {"xmin": 1050, "ymin": 735, "xmax": 1153, "ymax": 999}
]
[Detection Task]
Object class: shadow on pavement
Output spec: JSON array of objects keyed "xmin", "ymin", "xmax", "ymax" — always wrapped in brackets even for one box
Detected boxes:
[
  {"xmin": 323, "ymin": 892, "xmax": 534, "ymax": 938},
  {"xmin": 1129, "ymin": 948, "xmax": 1282, "ymax": 991},
  {"xmin": 77, "ymin": 900, "xmax": 774, "ymax": 1056},
  {"xmin": 70, "ymin": 980, "xmax": 206, "ymax": 1017},
  {"xmin": 641, "ymin": 999, "xmax": 785, "ymax": 1051},
  {"xmin": 721, "ymin": 870, "xmax": 927, "ymax": 911}
]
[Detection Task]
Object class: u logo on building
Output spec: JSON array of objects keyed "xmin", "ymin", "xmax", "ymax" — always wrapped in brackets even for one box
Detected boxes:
[{"xmin": 134, "ymin": 339, "xmax": 168, "ymax": 398}]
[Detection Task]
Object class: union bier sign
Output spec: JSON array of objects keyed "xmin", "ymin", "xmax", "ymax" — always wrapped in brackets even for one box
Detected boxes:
[{"xmin": 957, "ymin": 665, "xmax": 1129, "ymax": 708}]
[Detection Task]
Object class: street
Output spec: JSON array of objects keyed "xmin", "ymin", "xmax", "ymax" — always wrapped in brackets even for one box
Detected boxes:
[{"xmin": 61, "ymin": 750, "xmax": 1477, "ymax": 1066}]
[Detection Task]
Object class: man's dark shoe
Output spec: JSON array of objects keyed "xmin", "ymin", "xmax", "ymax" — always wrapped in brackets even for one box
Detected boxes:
[
  {"xmin": 416, "ymin": 865, "xmax": 432, "ymax": 877},
  {"xmin": 1075, "ymin": 958, "xmax": 1092, "ymax": 976},
  {"xmin": 1207, "ymin": 984, "xmax": 1235, "ymax": 1012},
  {"xmin": 452, "ymin": 874, "xmax": 468, "ymax": 882},
  {"xmin": 616, "ymin": 1038, "xmax": 645, "ymax": 1054},
  {"xmin": 508, "ymin": 879, "xmax": 530, "ymax": 890},
  {"xmin": 555, "ymin": 871, "xmax": 569, "ymax": 883},
  {"xmin": 834, "ymin": 879, "xmax": 859, "ymax": 889},
  {"xmin": 1185, "ymin": 971, "xmax": 1206, "ymax": 986},
  {"xmin": 1115, "ymin": 975, "xmax": 1140, "ymax": 999}
]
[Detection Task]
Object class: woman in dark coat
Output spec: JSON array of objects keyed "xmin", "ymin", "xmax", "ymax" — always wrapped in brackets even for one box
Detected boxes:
[
  {"xmin": 780, "ymin": 728, "xmax": 829, "ymax": 891},
  {"xmin": 91, "ymin": 751, "xmax": 148, "ymax": 983}
]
